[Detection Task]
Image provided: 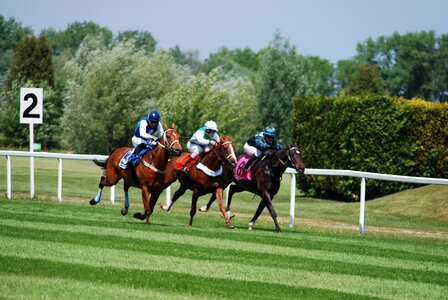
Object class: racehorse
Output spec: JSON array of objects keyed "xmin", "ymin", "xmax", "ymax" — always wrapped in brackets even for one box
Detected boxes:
[
  {"xmin": 228, "ymin": 145, "xmax": 305, "ymax": 232},
  {"xmin": 161, "ymin": 135, "xmax": 237, "ymax": 228},
  {"xmin": 89, "ymin": 124, "xmax": 182, "ymax": 224}
]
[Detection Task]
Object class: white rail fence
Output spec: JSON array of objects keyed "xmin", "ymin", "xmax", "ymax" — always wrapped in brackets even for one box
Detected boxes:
[{"xmin": 2, "ymin": 150, "xmax": 448, "ymax": 234}]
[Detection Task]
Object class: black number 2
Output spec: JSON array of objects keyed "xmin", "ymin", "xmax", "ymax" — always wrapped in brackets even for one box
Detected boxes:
[{"xmin": 23, "ymin": 93, "xmax": 40, "ymax": 118}]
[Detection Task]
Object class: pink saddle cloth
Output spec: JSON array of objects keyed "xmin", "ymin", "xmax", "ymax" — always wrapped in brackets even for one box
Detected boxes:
[{"xmin": 234, "ymin": 155, "xmax": 253, "ymax": 181}]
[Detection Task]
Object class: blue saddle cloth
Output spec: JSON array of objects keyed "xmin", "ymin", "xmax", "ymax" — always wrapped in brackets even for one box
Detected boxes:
[{"xmin": 119, "ymin": 146, "xmax": 152, "ymax": 169}]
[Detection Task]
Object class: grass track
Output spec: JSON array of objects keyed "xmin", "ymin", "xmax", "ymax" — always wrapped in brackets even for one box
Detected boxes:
[{"xmin": 0, "ymin": 199, "xmax": 447, "ymax": 299}]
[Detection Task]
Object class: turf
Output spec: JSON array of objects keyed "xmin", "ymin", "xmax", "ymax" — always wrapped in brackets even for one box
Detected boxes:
[{"xmin": 0, "ymin": 199, "xmax": 447, "ymax": 299}]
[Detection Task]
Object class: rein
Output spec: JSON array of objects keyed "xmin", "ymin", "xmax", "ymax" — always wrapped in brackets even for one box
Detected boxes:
[
  {"xmin": 278, "ymin": 147, "xmax": 299, "ymax": 168},
  {"xmin": 140, "ymin": 128, "xmax": 180, "ymax": 174}
]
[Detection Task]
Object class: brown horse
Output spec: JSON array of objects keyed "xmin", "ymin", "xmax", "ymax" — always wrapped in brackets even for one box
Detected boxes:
[
  {"xmin": 161, "ymin": 135, "xmax": 237, "ymax": 228},
  {"xmin": 89, "ymin": 124, "xmax": 182, "ymax": 224},
  {"xmin": 227, "ymin": 145, "xmax": 305, "ymax": 232}
]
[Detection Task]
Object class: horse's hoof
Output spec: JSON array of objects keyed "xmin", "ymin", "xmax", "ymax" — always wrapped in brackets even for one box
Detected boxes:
[
  {"xmin": 199, "ymin": 205, "xmax": 208, "ymax": 212},
  {"xmin": 120, "ymin": 207, "xmax": 128, "ymax": 216},
  {"xmin": 160, "ymin": 204, "xmax": 169, "ymax": 211},
  {"xmin": 227, "ymin": 224, "xmax": 235, "ymax": 229},
  {"xmin": 248, "ymin": 222, "xmax": 254, "ymax": 231},
  {"xmin": 89, "ymin": 199, "xmax": 98, "ymax": 205},
  {"xmin": 133, "ymin": 212, "xmax": 146, "ymax": 221}
]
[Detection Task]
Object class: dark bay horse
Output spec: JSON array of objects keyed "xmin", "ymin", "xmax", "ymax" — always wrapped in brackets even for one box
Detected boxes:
[
  {"xmin": 161, "ymin": 135, "xmax": 237, "ymax": 228},
  {"xmin": 228, "ymin": 145, "xmax": 305, "ymax": 232},
  {"xmin": 89, "ymin": 124, "xmax": 182, "ymax": 224}
]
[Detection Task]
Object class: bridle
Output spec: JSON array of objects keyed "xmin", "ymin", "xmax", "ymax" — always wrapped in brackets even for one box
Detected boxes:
[
  {"xmin": 158, "ymin": 128, "xmax": 181, "ymax": 154},
  {"xmin": 211, "ymin": 140, "xmax": 237, "ymax": 166},
  {"xmin": 278, "ymin": 147, "xmax": 302, "ymax": 170}
]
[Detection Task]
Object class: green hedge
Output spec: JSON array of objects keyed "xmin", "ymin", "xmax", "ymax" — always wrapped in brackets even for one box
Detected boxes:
[{"xmin": 291, "ymin": 95, "xmax": 448, "ymax": 201}]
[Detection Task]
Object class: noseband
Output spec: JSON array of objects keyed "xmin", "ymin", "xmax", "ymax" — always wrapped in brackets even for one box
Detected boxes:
[
  {"xmin": 278, "ymin": 147, "xmax": 301, "ymax": 170},
  {"xmin": 158, "ymin": 128, "xmax": 181, "ymax": 153},
  {"xmin": 211, "ymin": 140, "xmax": 237, "ymax": 165}
]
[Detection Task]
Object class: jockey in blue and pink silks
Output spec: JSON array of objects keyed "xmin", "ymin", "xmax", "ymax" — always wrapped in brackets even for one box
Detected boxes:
[
  {"xmin": 132, "ymin": 110, "xmax": 164, "ymax": 156},
  {"xmin": 242, "ymin": 126, "xmax": 283, "ymax": 171}
]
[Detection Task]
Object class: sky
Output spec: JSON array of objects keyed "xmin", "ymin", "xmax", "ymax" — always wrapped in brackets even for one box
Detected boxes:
[{"xmin": 2, "ymin": 0, "xmax": 447, "ymax": 63}]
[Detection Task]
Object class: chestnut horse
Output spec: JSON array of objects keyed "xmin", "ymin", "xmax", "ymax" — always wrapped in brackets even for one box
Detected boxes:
[
  {"xmin": 89, "ymin": 124, "xmax": 182, "ymax": 224},
  {"xmin": 161, "ymin": 135, "xmax": 237, "ymax": 228},
  {"xmin": 227, "ymin": 145, "xmax": 305, "ymax": 232}
]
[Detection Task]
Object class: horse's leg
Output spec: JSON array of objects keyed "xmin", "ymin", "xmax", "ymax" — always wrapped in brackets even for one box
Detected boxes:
[
  {"xmin": 261, "ymin": 191, "xmax": 281, "ymax": 232},
  {"xmin": 90, "ymin": 169, "xmax": 120, "ymax": 205},
  {"xmin": 215, "ymin": 188, "xmax": 234, "ymax": 229},
  {"xmin": 120, "ymin": 182, "xmax": 131, "ymax": 216},
  {"xmin": 162, "ymin": 184, "xmax": 188, "ymax": 212},
  {"xmin": 199, "ymin": 194, "xmax": 216, "ymax": 212},
  {"xmin": 248, "ymin": 199, "xmax": 266, "ymax": 231},
  {"xmin": 133, "ymin": 185, "xmax": 150, "ymax": 223},
  {"xmin": 148, "ymin": 188, "xmax": 162, "ymax": 218},
  {"xmin": 226, "ymin": 184, "xmax": 244, "ymax": 216},
  {"xmin": 188, "ymin": 190, "xmax": 200, "ymax": 227}
]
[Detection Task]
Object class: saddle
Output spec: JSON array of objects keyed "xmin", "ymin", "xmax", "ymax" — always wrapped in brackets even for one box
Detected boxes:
[{"xmin": 119, "ymin": 146, "xmax": 152, "ymax": 169}]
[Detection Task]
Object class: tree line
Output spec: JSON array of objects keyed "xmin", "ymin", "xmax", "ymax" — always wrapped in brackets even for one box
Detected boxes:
[{"xmin": 0, "ymin": 15, "xmax": 447, "ymax": 154}]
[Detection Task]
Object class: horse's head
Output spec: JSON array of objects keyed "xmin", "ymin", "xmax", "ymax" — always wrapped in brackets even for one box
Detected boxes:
[
  {"xmin": 213, "ymin": 135, "xmax": 238, "ymax": 166},
  {"xmin": 285, "ymin": 145, "xmax": 305, "ymax": 174},
  {"xmin": 161, "ymin": 123, "xmax": 182, "ymax": 156}
]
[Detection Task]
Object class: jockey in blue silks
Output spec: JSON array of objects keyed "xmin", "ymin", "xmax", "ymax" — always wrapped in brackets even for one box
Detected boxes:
[
  {"xmin": 243, "ymin": 126, "xmax": 283, "ymax": 171},
  {"xmin": 132, "ymin": 110, "xmax": 164, "ymax": 156}
]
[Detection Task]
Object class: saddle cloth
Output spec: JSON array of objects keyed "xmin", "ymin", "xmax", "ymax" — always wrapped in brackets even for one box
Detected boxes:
[
  {"xmin": 234, "ymin": 155, "xmax": 253, "ymax": 181},
  {"xmin": 119, "ymin": 146, "xmax": 152, "ymax": 169}
]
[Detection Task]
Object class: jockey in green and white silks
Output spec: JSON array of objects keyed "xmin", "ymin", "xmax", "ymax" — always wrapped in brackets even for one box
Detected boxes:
[
  {"xmin": 243, "ymin": 126, "xmax": 283, "ymax": 170},
  {"xmin": 174, "ymin": 120, "xmax": 220, "ymax": 171},
  {"xmin": 132, "ymin": 110, "xmax": 164, "ymax": 155},
  {"xmin": 187, "ymin": 120, "xmax": 220, "ymax": 158}
]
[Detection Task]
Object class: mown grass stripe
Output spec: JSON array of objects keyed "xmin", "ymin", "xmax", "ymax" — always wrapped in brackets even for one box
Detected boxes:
[
  {"xmin": 1, "ymin": 236, "xmax": 447, "ymax": 299},
  {"xmin": 0, "ymin": 273, "xmax": 207, "ymax": 300},
  {"xmin": 1, "ymin": 223, "xmax": 447, "ymax": 286},
  {"xmin": 0, "ymin": 217, "xmax": 446, "ymax": 275},
  {"xmin": 1, "ymin": 202, "xmax": 446, "ymax": 260},
  {"xmin": 0, "ymin": 256, "xmax": 373, "ymax": 300}
]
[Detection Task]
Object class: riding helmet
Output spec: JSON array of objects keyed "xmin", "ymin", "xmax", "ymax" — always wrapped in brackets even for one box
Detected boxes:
[
  {"xmin": 263, "ymin": 126, "xmax": 276, "ymax": 138},
  {"xmin": 147, "ymin": 110, "xmax": 160, "ymax": 123},
  {"xmin": 204, "ymin": 120, "xmax": 218, "ymax": 131}
]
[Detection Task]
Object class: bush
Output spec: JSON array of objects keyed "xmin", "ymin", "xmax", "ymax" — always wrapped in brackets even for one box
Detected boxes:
[{"xmin": 292, "ymin": 95, "xmax": 417, "ymax": 200}]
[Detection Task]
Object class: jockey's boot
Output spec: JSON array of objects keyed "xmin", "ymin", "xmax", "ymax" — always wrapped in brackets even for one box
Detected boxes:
[
  {"xmin": 243, "ymin": 155, "xmax": 258, "ymax": 171},
  {"xmin": 133, "ymin": 143, "xmax": 147, "ymax": 157}
]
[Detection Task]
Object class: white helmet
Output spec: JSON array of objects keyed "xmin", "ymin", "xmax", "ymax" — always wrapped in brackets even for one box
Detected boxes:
[{"xmin": 204, "ymin": 120, "xmax": 218, "ymax": 131}]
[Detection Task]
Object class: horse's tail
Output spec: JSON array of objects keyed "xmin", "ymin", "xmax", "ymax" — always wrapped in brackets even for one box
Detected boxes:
[{"xmin": 93, "ymin": 158, "xmax": 107, "ymax": 169}]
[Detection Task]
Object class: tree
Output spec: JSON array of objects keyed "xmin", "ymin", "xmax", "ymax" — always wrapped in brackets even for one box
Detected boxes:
[
  {"xmin": 344, "ymin": 64, "xmax": 386, "ymax": 96},
  {"xmin": 43, "ymin": 21, "xmax": 112, "ymax": 56},
  {"xmin": 201, "ymin": 46, "xmax": 259, "ymax": 76},
  {"xmin": 0, "ymin": 15, "xmax": 33, "ymax": 84},
  {"xmin": 6, "ymin": 34, "xmax": 54, "ymax": 88},
  {"xmin": 256, "ymin": 32, "xmax": 322, "ymax": 141},
  {"xmin": 62, "ymin": 39, "xmax": 190, "ymax": 153},
  {"xmin": 355, "ymin": 31, "xmax": 448, "ymax": 101},
  {"xmin": 167, "ymin": 45, "xmax": 202, "ymax": 74},
  {"xmin": 117, "ymin": 30, "xmax": 156, "ymax": 53},
  {"xmin": 159, "ymin": 67, "xmax": 257, "ymax": 146}
]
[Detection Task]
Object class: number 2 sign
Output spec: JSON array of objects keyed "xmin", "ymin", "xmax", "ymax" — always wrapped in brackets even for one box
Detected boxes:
[{"xmin": 20, "ymin": 88, "xmax": 43, "ymax": 124}]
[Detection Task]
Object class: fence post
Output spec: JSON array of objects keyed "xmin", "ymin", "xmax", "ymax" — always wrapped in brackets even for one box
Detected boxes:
[
  {"xmin": 57, "ymin": 158, "xmax": 62, "ymax": 203},
  {"xmin": 7, "ymin": 155, "xmax": 11, "ymax": 200},
  {"xmin": 359, "ymin": 177, "xmax": 366, "ymax": 234},
  {"xmin": 110, "ymin": 185, "xmax": 115, "ymax": 205},
  {"xmin": 289, "ymin": 173, "xmax": 296, "ymax": 227}
]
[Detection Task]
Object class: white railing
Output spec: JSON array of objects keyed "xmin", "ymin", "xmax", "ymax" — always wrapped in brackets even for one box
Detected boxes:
[
  {"xmin": 286, "ymin": 168, "xmax": 448, "ymax": 233},
  {"xmin": 2, "ymin": 150, "xmax": 448, "ymax": 234}
]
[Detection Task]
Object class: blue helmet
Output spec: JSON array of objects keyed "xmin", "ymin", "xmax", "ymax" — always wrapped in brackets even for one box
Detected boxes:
[
  {"xmin": 263, "ymin": 126, "xmax": 276, "ymax": 138},
  {"xmin": 147, "ymin": 110, "xmax": 160, "ymax": 123}
]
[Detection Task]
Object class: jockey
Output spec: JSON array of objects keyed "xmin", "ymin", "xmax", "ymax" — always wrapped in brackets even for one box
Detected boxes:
[
  {"xmin": 243, "ymin": 126, "xmax": 283, "ymax": 171},
  {"xmin": 132, "ymin": 110, "xmax": 164, "ymax": 156},
  {"xmin": 176, "ymin": 120, "xmax": 220, "ymax": 172}
]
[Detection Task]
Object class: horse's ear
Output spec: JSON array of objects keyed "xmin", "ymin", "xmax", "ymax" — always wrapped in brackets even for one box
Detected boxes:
[
  {"xmin": 172, "ymin": 123, "xmax": 176, "ymax": 130},
  {"xmin": 163, "ymin": 123, "xmax": 169, "ymax": 131}
]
